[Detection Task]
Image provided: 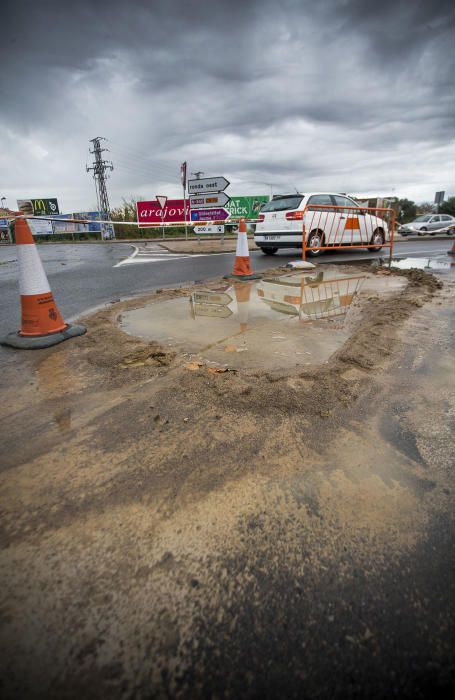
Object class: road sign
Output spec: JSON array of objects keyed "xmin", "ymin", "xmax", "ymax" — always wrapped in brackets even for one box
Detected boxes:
[
  {"xmin": 190, "ymin": 192, "xmax": 230, "ymax": 209},
  {"xmin": 190, "ymin": 207, "xmax": 229, "ymax": 221},
  {"xmin": 226, "ymin": 195, "xmax": 268, "ymax": 218},
  {"xmin": 137, "ymin": 199, "xmax": 185, "ymax": 225},
  {"xmin": 188, "ymin": 176, "xmax": 230, "ymax": 195},
  {"xmin": 434, "ymin": 191, "xmax": 445, "ymax": 205},
  {"xmin": 193, "ymin": 224, "xmax": 225, "ymax": 235},
  {"xmin": 192, "ymin": 303, "xmax": 233, "ymax": 319},
  {"xmin": 17, "ymin": 198, "xmax": 59, "ymax": 216},
  {"xmin": 180, "ymin": 162, "xmax": 187, "ymax": 188},
  {"xmin": 192, "ymin": 291, "xmax": 232, "ymax": 305},
  {"xmin": 156, "ymin": 195, "xmax": 167, "ymax": 209}
]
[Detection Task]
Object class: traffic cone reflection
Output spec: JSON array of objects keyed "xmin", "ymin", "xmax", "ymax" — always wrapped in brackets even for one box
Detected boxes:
[{"xmin": 233, "ymin": 281, "xmax": 252, "ymax": 333}]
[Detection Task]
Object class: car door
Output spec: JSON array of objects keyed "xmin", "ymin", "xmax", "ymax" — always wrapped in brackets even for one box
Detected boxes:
[
  {"xmin": 332, "ymin": 195, "xmax": 363, "ymax": 244},
  {"xmin": 429, "ymin": 215, "xmax": 441, "ymax": 231},
  {"xmin": 306, "ymin": 194, "xmax": 343, "ymax": 246}
]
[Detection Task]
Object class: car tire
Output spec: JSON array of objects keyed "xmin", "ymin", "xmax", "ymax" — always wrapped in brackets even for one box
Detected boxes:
[
  {"xmin": 418, "ymin": 227, "xmax": 428, "ymax": 236},
  {"xmin": 306, "ymin": 229, "xmax": 325, "ymax": 257},
  {"xmin": 260, "ymin": 247, "xmax": 278, "ymax": 255},
  {"xmin": 368, "ymin": 228, "xmax": 385, "ymax": 252}
]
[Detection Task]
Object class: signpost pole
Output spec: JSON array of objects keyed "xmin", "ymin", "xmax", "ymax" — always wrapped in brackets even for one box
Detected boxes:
[{"xmin": 181, "ymin": 162, "xmax": 188, "ymax": 241}]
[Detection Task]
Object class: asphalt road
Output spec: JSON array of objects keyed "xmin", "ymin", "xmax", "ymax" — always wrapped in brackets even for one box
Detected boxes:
[{"xmin": 0, "ymin": 238, "xmax": 451, "ymax": 347}]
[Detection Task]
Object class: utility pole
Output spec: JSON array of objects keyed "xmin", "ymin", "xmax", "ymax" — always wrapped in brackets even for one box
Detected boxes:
[{"xmin": 86, "ymin": 137, "xmax": 114, "ymax": 239}]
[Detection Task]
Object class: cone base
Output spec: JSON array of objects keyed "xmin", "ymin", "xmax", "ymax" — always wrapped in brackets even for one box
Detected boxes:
[
  {"xmin": 223, "ymin": 273, "xmax": 261, "ymax": 280},
  {"xmin": 1, "ymin": 324, "xmax": 87, "ymax": 350}
]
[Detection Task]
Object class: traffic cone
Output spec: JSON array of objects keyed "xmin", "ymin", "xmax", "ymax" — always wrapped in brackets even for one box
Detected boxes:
[
  {"xmin": 448, "ymin": 238, "xmax": 455, "ymax": 256},
  {"xmin": 233, "ymin": 281, "xmax": 252, "ymax": 333},
  {"xmin": 225, "ymin": 218, "xmax": 259, "ymax": 280},
  {"xmin": 1, "ymin": 218, "xmax": 86, "ymax": 349}
]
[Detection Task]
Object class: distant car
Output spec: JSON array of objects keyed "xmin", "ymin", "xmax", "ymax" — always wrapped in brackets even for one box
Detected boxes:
[
  {"xmin": 254, "ymin": 192, "xmax": 388, "ymax": 256},
  {"xmin": 399, "ymin": 214, "xmax": 455, "ymax": 235}
]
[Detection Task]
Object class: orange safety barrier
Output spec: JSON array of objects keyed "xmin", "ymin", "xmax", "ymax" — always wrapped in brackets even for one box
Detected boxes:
[{"xmin": 300, "ymin": 205, "xmax": 395, "ymax": 261}]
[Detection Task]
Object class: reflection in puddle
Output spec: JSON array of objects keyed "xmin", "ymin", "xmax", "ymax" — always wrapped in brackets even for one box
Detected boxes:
[
  {"xmin": 257, "ymin": 271, "xmax": 365, "ymax": 321},
  {"xmin": 119, "ymin": 271, "xmax": 366, "ymax": 370},
  {"xmin": 390, "ymin": 256, "xmax": 454, "ymax": 272}
]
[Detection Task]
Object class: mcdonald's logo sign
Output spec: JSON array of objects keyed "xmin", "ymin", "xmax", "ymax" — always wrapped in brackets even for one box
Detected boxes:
[{"xmin": 17, "ymin": 198, "xmax": 60, "ymax": 215}]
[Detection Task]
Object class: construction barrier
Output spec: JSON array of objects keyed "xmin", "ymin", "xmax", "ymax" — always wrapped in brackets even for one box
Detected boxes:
[{"xmin": 300, "ymin": 205, "xmax": 396, "ymax": 261}]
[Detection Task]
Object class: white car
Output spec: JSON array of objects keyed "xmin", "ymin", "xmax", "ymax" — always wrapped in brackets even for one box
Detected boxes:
[{"xmin": 254, "ymin": 192, "xmax": 389, "ymax": 256}]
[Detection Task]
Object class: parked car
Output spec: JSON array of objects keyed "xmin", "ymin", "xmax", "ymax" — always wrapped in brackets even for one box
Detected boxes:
[
  {"xmin": 254, "ymin": 192, "xmax": 388, "ymax": 256},
  {"xmin": 398, "ymin": 214, "xmax": 455, "ymax": 235}
]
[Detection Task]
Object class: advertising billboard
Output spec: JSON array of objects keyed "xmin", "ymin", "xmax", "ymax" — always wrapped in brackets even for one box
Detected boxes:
[
  {"xmin": 225, "ymin": 196, "xmax": 268, "ymax": 219},
  {"xmin": 17, "ymin": 198, "xmax": 59, "ymax": 216},
  {"xmin": 137, "ymin": 199, "xmax": 185, "ymax": 226}
]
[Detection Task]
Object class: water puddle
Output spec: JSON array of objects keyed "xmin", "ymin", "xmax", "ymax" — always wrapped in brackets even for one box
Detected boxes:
[
  {"xmin": 390, "ymin": 256, "xmax": 454, "ymax": 272},
  {"xmin": 119, "ymin": 270, "xmax": 369, "ymax": 370}
]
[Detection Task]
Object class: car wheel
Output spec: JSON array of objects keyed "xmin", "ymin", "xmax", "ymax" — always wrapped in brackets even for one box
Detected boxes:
[
  {"xmin": 260, "ymin": 247, "xmax": 278, "ymax": 255},
  {"xmin": 418, "ymin": 227, "xmax": 428, "ymax": 236},
  {"xmin": 368, "ymin": 228, "xmax": 385, "ymax": 252},
  {"xmin": 306, "ymin": 229, "xmax": 325, "ymax": 257}
]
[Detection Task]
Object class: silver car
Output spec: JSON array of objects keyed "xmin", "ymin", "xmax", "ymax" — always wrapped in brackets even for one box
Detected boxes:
[{"xmin": 399, "ymin": 214, "xmax": 455, "ymax": 235}]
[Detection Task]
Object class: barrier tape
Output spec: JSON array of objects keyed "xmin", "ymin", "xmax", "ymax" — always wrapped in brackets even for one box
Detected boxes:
[{"xmin": 13, "ymin": 215, "xmax": 262, "ymax": 228}]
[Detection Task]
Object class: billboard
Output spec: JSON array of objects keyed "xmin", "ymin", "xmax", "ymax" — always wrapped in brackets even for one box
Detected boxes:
[
  {"xmin": 28, "ymin": 218, "xmax": 53, "ymax": 236},
  {"xmin": 73, "ymin": 212, "xmax": 102, "ymax": 233},
  {"xmin": 225, "ymin": 195, "xmax": 268, "ymax": 219},
  {"xmin": 137, "ymin": 199, "xmax": 185, "ymax": 226},
  {"xmin": 17, "ymin": 198, "xmax": 59, "ymax": 216}
]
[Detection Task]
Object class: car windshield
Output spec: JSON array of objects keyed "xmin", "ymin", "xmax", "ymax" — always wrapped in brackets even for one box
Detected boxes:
[
  {"xmin": 414, "ymin": 215, "xmax": 432, "ymax": 222},
  {"xmin": 261, "ymin": 195, "xmax": 303, "ymax": 212}
]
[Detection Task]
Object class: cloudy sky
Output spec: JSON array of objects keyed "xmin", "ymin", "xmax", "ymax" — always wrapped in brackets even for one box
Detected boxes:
[{"xmin": 1, "ymin": 0, "xmax": 454, "ymax": 213}]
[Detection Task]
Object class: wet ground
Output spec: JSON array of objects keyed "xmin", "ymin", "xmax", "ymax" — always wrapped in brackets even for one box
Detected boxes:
[{"xmin": 0, "ymin": 259, "xmax": 454, "ymax": 699}]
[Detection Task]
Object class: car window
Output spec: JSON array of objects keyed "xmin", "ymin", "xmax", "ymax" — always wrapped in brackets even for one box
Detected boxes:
[
  {"xmin": 414, "ymin": 215, "xmax": 432, "ymax": 222},
  {"xmin": 441, "ymin": 215, "xmax": 451, "ymax": 221},
  {"xmin": 261, "ymin": 196, "xmax": 303, "ymax": 212},
  {"xmin": 307, "ymin": 194, "xmax": 333, "ymax": 207},
  {"xmin": 432, "ymin": 216, "xmax": 440, "ymax": 222},
  {"xmin": 333, "ymin": 195, "xmax": 359, "ymax": 214}
]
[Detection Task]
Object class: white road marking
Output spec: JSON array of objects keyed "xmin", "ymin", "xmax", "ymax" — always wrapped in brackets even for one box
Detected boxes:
[{"xmin": 115, "ymin": 243, "xmax": 233, "ymax": 267}]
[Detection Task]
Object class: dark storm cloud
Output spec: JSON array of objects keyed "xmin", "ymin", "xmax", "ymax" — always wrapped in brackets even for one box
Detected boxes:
[{"xmin": 1, "ymin": 0, "xmax": 454, "ymax": 208}]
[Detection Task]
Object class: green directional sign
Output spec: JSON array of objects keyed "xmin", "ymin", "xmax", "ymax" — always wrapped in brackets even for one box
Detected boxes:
[{"xmin": 226, "ymin": 195, "xmax": 269, "ymax": 219}]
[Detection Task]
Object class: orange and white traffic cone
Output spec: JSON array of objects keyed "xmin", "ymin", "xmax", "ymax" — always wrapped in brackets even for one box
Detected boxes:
[
  {"xmin": 225, "ymin": 218, "xmax": 259, "ymax": 279},
  {"xmin": 1, "ymin": 218, "xmax": 86, "ymax": 349},
  {"xmin": 448, "ymin": 237, "xmax": 455, "ymax": 256}
]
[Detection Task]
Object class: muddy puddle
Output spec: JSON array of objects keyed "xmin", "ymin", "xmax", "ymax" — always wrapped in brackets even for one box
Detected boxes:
[
  {"xmin": 118, "ymin": 268, "xmax": 407, "ymax": 371},
  {"xmin": 390, "ymin": 255, "xmax": 454, "ymax": 272}
]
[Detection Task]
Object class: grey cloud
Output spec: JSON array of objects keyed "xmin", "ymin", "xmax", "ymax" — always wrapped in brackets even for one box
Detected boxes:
[{"xmin": 1, "ymin": 0, "xmax": 454, "ymax": 209}]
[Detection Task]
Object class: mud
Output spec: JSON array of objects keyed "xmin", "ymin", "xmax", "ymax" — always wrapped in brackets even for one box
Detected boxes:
[{"xmin": 0, "ymin": 262, "xmax": 453, "ymax": 699}]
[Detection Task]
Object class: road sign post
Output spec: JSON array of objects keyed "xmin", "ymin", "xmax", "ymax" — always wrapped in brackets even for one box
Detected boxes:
[{"xmin": 156, "ymin": 195, "xmax": 167, "ymax": 239}]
